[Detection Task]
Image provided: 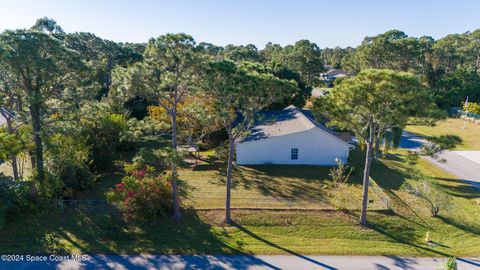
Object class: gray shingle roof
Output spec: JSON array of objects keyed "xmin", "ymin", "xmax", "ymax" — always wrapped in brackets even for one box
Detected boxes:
[
  {"xmin": 326, "ymin": 69, "xmax": 347, "ymax": 76},
  {"xmin": 240, "ymin": 105, "xmax": 352, "ymax": 146}
]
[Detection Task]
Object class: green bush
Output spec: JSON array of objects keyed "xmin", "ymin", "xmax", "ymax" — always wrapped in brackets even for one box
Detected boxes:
[
  {"xmin": 465, "ymin": 102, "xmax": 480, "ymax": 114},
  {"xmin": 46, "ymin": 134, "xmax": 94, "ymax": 198},
  {"xmin": 439, "ymin": 257, "xmax": 457, "ymax": 270},
  {"xmin": 81, "ymin": 108, "xmax": 133, "ymax": 171},
  {"xmin": 106, "ymin": 165, "xmax": 173, "ymax": 223},
  {"xmin": 0, "ymin": 184, "xmax": 35, "ymax": 228}
]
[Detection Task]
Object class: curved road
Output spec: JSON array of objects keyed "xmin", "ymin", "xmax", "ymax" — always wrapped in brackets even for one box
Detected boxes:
[{"xmin": 401, "ymin": 131, "xmax": 480, "ymax": 189}]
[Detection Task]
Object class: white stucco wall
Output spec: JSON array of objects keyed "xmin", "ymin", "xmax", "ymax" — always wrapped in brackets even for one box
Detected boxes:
[{"xmin": 236, "ymin": 128, "xmax": 351, "ymax": 165}]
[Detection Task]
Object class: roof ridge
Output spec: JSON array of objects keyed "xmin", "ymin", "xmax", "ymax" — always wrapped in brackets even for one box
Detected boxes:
[{"xmin": 291, "ymin": 107, "xmax": 316, "ymax": 130}]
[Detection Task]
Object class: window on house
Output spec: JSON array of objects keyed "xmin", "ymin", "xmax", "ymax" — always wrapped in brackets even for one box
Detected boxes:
[{"xmin": 291, "ymin": 148, "xmax": 298, "ymax": 160}]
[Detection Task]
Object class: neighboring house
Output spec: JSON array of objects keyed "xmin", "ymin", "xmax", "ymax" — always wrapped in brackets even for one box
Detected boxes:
[
  {"xmin": 319, "ymin": 69, "xmax": 348, "ymax": 87},
  {"xmin": 236, "ymin": 105, "xmax": 354, "ymax": 165},
  {"xmin": 324, "ymin": 68, "xmax": 348, "ymax": 80}
]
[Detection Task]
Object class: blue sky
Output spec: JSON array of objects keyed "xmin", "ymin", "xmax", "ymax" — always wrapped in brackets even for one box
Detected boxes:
[{"xmin": 0, "ymin": 0, "xmax": 479, "ymax": 48}]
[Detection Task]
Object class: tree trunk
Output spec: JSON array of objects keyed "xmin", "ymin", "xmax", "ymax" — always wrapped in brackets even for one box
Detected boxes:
[
  {"xmin": 225, "ymin": 133, "xmax": 235, "ymax": 224},
  {"xmin": 104, "ymin": 56, "xmax": 113, "ymax": 93},
  {"xmin": 10, "ymin": 155, "xmax": 19, "ymax": 181},
  {"xmin": 171, "ymin": 108, "xmax": 181, "ymax": 220},
  {"xmin": 475, "ymin": 54, "xmax": 480, "ymax": 73},
  {"xmin": 374, "ymin": 136, "xmax": 380, "ymax": 160},
  {"xmin": 3, "ymin": 109, "xmax": 19, "ymax": 181},
  {"xmin": 29, "ymin": 103, "xmax": 45, "ymax": 185},
  {"xmin": 360, "ymin": 126, "xmax": 375, "ymax": 226}
]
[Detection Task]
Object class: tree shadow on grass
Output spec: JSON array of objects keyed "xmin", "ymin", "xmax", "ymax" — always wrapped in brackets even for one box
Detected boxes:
[
  {"xmin": 232, "ymin": 222, "xmax": 339, "ymax": 270},
  {"xmin": 340, "ymin": 209, "xmax": 452, "ymax": 257},
  {"xmin": 370, "ymin": 158, "xmax": 408, "ymax": 191},
  {"xmin": 434, "ymin": 177, "xmax": 480, "ymax": 199},
  {"xmin": 211, "ymin": 165, "xmax": 330, "ymax": 201},
  {"xmin": 355, "ymin": 153, "xmax": 432, "ymax": 228},
  {"xmin": 0, "ymin": 208, "xmax": 238, "ymax": 255},
  {"xmin": 191, "ymin": 162, "xmax": 222, "ymax": 171},
  {"xmin": 366, "ymin": 215, "xmax": 451, "ymax": 258},
  {"xmin": 1, "ymin": 206, "xmax": 289, "ymax": 270},
  {"xmin": 435, "ymin": 215, "xmax": 480, "ymax": 236}
]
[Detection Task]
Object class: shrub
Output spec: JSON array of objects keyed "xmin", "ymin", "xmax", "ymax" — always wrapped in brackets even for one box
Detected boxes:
[
  {"xmin": 401, "ymin": 177, "xmax": 450, "ymax": 216},
  {"xmin": 214, "ymin": 142, "xmax": 230, "ymax": 161},
  {"xmin": 327, "ymin": 159, "xmax": 356, "ymax": 209},
  {"xmin": 465, "ymin": 102, "xmax": 480, "ymax": 114},
  {"xmin": 328, "ymin": 159, "xmax": 353, "ymax": 187},
  {"xmin": 81, "ymin": 108, "xmax": 133, "ymax": 171},
  {"xmin": 46, "ymin": 134, "xmax": 94, "ymax": 198},
  {"xmin": 0, "ymin": 184, "xmax": 35, "ymax": 228},
  {"xmin": 106, "ymin": 166, "xmax": 173, "ymax": 223},
  {"xmin": 445, "ymin": 257, "xmax": 458, "ymax": 270}
]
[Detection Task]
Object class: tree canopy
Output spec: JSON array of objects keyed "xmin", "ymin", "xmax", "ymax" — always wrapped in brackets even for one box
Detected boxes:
[{"xmin": 314, "ymin": 69, "xmax": 431, "ymax": 225}]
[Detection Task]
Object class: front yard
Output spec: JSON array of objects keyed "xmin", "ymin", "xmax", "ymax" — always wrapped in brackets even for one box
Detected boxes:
[{"xmin": 1, "ymin": 148, "xmax": 479, "ymax": 256}]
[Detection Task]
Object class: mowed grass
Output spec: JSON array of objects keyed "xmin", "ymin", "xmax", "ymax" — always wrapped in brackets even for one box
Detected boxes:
[
  {"xmin": 406, "ymin": 118, "xmax": 480, "ymax": 150},
  {"xmin": 1, "ymin": 149, "xmax": 479, "ymax": 256},
  {"xmin": 179, "ymin": 159, "xmax": 388, "ymax": 210}
]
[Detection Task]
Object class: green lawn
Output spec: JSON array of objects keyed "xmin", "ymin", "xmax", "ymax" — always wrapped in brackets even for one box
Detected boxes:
[
  {"xmin": 179, "ymin": 163, "xmax": 386, "ymax": 210},
  {"xmin": 1, "ymin": 149, "xmax": 479, "ymax": 256},
  {"xmin": 406, "ymin": 118, "xmax": 480, "ymax": 150}
]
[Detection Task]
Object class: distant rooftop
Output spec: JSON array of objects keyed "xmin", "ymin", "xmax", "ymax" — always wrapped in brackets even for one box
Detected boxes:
[{"xmin": 325, "ymin": 69, "xmax": 347, "ymax": 76}]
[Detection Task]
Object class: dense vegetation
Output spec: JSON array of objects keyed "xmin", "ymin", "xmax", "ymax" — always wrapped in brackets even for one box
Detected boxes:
[{"xmin": 0, "ymin": 17, "xmax": 478, "ymax": 230}]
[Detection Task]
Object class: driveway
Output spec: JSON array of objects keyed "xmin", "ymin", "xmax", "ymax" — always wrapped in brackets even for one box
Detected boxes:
[
  {"xmin": 401, "ymin": 131, "xmax": 480, "ymax": 189},
  {"xmin": 1, "ymin": 255, "xmax": 479, "ymax": 270}
]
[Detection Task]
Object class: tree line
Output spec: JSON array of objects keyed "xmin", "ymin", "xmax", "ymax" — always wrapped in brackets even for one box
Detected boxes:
[{"xmin": 324, "ymin": 29, "xmax": 480, "ymax": 109}]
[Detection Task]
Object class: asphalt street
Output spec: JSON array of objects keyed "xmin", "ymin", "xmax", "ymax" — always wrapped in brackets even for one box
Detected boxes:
[
  {"xmin": 1, "ymin": 255, "xmax": 479, "ymax": 270},
  {"xmin": 401, "ymin": 131, "xmax": 480, "ymax": 189}
]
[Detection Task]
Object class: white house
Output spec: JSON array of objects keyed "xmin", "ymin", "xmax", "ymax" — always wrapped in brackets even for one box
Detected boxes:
[{"xmin": 236, "ymin": 105, "xmax": 354, "ymax": 165}]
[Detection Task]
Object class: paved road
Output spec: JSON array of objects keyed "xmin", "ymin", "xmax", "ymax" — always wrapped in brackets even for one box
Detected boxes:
[
  {"xmin": 1, "ymin": 255, "xmax": 479, "ymax": 270},
  {"xmin": 454, "ymin": 151, "xmax": 480, "ymax": 165},
  {"xmin": 400, "ymin": 131, "xmax": 480, "ymax": 189},
  {"xmin": 424, "ymin": 151, "xmax": 480, "ymax": 189}
]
